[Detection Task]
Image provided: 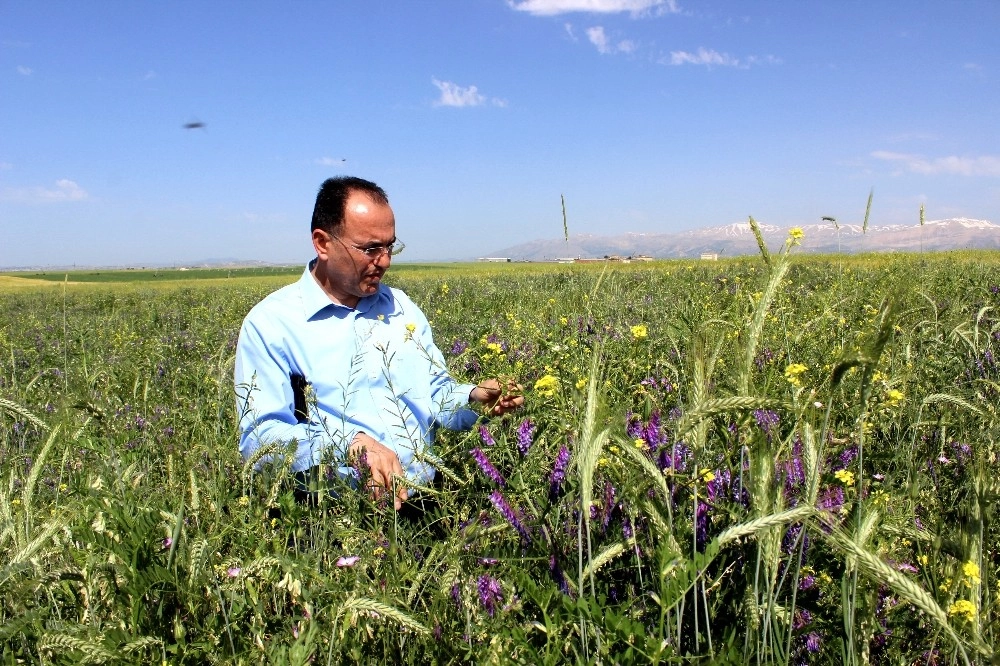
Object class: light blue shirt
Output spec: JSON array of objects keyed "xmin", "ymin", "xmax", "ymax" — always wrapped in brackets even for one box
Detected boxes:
[{"xmin": 234, "ymin": 262, "xmax": 478, "ymax": 484}]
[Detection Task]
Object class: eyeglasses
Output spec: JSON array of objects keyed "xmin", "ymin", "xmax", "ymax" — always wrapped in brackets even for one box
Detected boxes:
[{"xmin": 329, "ymin": 232, "xmax": 405, "ymax": 260}]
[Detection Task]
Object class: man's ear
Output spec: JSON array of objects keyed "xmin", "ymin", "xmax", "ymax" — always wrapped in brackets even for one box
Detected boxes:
[{"xmin": 312, "ymin": 229, "xmax": 331, "ymax": 260}]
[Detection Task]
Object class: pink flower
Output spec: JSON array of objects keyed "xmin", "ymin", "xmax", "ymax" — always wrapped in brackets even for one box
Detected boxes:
[
  {"xmin": 226, "ymin": 567, "xmax": 241, "ymax": 578},
  {"xmin": 336, "ymin": 555, "xmax": 360, "ymax": 568}
]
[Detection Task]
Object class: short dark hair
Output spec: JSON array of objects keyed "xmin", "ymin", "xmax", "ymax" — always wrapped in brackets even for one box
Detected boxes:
[{"xmin": 311, "ymin": 176, "xmax": 389, "ymax": 233}]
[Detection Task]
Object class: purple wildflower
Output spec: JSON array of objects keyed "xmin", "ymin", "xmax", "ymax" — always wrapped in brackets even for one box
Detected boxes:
[
  {"xmin": 550, "ymin": 446, "xmax": 570, "ymax": 499},
  {"xmin": 793, "ymin": 608, "xmax": 813, "ymax": 629},
  {"xmin": 471, "ymin": 447, "xmax": 505, "ymax": 486},
  {"xmin": 477, "ymin": 575, "xmax": 504, "ymax": 617},
  {"xmin": 695, "ymin": 501, "xmax": 709, "ymax": 550},
  {"xmin": 838, "ymin": 446, "xmax": 858, "ymax": 470},
  {"xmin": 622, "ymin": 515, "xmax": 633, "ymax": 540},
  {"xmin": 626, "ymin": 412, "xmax": 644, "ymax": 440},
  {"xmin": 516, "ymin": 419, "xmax": 535, "ymax": 456},
  {"xmin": 753, "ymin": 409, "xmax": 780, "ymax": 439},
  {"xmin": 550, "ymin": 555, "xmax": 570, "ymax": 595},
  {"xmin": 336, "ymin": 556, "xmax": 360, "ymax": 568},
  {"xmin": 754, "ymin": 347, "xmax": 775, "ymax": 370},
  {"xmin": 658, "ymin": 442, "xmax": 690, "ymax": 472},
  {"xmin": 805, "ymin": 631, "xmax": 822, "ymax": 653},
  {"xmin": 644, "ymin": 411, "xmax": 663, "ymax": 448},
  {"xmin": 450, "ymin": 339, "xmax": 469, "ymax": 355},
  {"xmin": 479, "ymin": 425, "xmax": 496, "ymax": 447},
  {"xmin": 489, "ymin": 490, "xmax": 531, "ymax": 542},
  {"xmin": 602, "ymin": 481, "xmax": 616, "ymax": 530},
  {"xmin": 799, "ymin": 574, "xmax": 816, "ymax": 590},
  {"xmin": 162, "ymin": 537, "xmax": 173, "ymax": 549},
  {"xmin": 783, "ymin": 440, "xmax": 805, "ymax": 491},
  {"xmin": 450, "ymin": 582, "xmax": 462, "ymax": 608},
  {"xmin": 706, "ymin": 469, "xmax": 730, "ymax": 502}
]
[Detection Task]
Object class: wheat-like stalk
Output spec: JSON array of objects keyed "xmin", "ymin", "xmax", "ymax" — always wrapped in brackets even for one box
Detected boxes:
[
  {"xmin": 921, "ymin": 393, "xmax": 984, "ymax": 418},
  {"xmin": 580, "ymin": 541, "xmax": 628, "ymax": 580},
  {"xmin": 739, "ymin": 244, "xmax": 791, "ymax": 395},
  {"xmin": 820, "ymin": 525, "xmax": 981, "ymax": 661},
  {"xmin": 676, "ymin": 397, "xmax": 784, "ymax": 439},
  {"xmin": 241, "ymin": 441, "xmax": 281, "ymax": 480},
  {"xmin": 619, "ymin": 435, "xmax": 671, "ymax": 503},
  {"xmin": 7, "ymin": 514, "xmax": 66, "ymax": 569},
  {"xmin": 748, "ymin": 216, "xmax": 772, "ymax": 267},
  {"xmin": 243, "ymin": 556, "xmax": 284, "ymax": 577},
  {"xmin": 336, "ymin": 595, "xmax": 430, "ymax": 635},
  {"xmin": 22, "ymin": 425, "xmax": 61, "ymax": 523},
  {"xmin": 189, "ymin": 469, "xmax": 200, "ymax": 513},
  {"xmin": 120, "ymin": 636, "xmax": 163, "ymax": 654},
  {"xmin": 189, "ymin": 538, "xmax": 209, "ymax": 583},
  {"xmin": 38, "ymin": 633, "xmax": 114, "ymax": 662},
  {"xmin": 0, "ymin": 397, "xmax": 50, "ymax": 432},
  {"xmin": 407, "ymin": 542, "xmax": 444, "ymax": 606},
  {"xmin": 717, "ymin": 505, "xmax": 813, "ymax": 547}
]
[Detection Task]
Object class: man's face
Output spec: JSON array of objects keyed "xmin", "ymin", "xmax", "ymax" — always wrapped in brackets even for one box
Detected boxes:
[{"xmin": 312, "ymin": 191, "xmax": 396, "ymax": 307}]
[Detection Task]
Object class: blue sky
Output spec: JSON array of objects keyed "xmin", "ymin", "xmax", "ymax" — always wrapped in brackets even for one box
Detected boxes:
[{"xmin": 2, "ymin": 0, "xmax": 998, "ymax": 267}]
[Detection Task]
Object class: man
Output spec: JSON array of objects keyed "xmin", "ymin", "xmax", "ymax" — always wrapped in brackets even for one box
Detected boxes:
[{"xmin": 235, "ymin": 176, "xmax": 522, "ymax": 510}]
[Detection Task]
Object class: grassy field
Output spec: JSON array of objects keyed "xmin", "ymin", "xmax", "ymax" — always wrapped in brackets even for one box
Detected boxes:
[{"xmin": 2, "ymin": 242, "xmax": 999, "ymax": 664}]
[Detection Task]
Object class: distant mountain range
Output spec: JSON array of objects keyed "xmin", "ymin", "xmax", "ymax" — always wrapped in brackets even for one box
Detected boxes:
[{"xmin": 488, "ymin": 218, "xmax": 1000, "ymax": 261}]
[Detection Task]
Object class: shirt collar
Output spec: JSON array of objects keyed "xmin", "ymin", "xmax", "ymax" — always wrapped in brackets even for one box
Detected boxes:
[{"xmin": 299, "ymin": 260, "xmax": 389, "ymax": 320}]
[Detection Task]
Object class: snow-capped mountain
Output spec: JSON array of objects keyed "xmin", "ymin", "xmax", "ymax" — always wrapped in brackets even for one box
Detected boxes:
[{"xmin": 490, "ymin": 219, "xmax": 1000, "ymax": 261}]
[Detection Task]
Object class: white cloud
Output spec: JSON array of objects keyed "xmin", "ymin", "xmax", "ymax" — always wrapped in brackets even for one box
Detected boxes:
[
  {"xmin": 432, "ymin": 79, "xmax": 505, "ymax": 108},
  {"xmin": 0, "ymin": 179, "xmax": 90, "ymax": 203},
  {"xmin": 16, "ymin": 65, "xmax": 33, "ymax": 76},
  {"xmin": 586, "ymin": 26, "xmax": 636, "ymax": 54},
  {"xmin": 509, "ymin": 0, "xmax": 678, "ymax": 16},
  {"xmin": 667, "ymin": 48, "xmax": 741, "ymax": 67},
  {"xmin": 872, "ymin": 151, "xmax": 1000, "ymax": 177},
  {"xmin": 586, "ymin": 26, "xmax": 611, "ymax": 53},
  {"xmin": 314, "ymin": 156, "xmax": 347, "ymax": 166}
]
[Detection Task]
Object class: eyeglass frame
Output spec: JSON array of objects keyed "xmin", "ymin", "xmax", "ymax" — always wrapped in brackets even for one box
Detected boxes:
[{"xmin": 326, "ymin": 230, "xmax": 405, "ymax": 260}]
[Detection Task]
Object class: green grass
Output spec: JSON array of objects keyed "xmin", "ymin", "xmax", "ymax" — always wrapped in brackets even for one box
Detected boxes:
[{"xmin": 2, "ymin": 245, "xmax": 999, "ymax": 664}]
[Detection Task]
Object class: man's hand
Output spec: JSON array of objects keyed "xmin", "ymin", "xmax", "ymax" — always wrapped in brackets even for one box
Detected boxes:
[
  {"xmin": 348, "ymin": 432, "xmax": 407, "ymax": 510},
  {"xmin": 470, "ymin": 378, "xmax": 525, "ymax": 416}
]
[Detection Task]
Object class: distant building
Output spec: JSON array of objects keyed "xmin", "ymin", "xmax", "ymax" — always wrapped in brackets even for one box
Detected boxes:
[
  {"xmin": 700, "ymin": 252, "xmax": 719, "ymax": 261},
  {"xmin": 478, "ymin": 257, "xmax": 511, "ymax": 262},
  {"xmin": 632, "ymin": 255, "xmax": 654, "ymax": 262}
]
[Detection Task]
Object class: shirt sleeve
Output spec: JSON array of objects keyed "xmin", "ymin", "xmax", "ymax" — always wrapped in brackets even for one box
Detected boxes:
[
  {"xmin": 412, "ymin": 312, "xmax": 480, "ymax": 431},
  {"xmin": 234, "ymin": 316, "xmax": 356, "ymax": 471}
]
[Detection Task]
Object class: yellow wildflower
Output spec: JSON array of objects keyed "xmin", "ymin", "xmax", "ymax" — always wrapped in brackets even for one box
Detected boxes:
[
  {"xmin": 630, "ymin": 324, "xmax": 648, "ymax": 340},
  {"xmin": 963, "ymin": 561, "xmax": 981, "ymax": 585},
  {"xmin": 918, "ymin": 554, "xmax": 928, "ymax": 566},
  {"xmin": 948, "ymin": 599, "xmax": 976, "ymax": 622},
  {"xmin": 575, "ymin": 377, "xmax": 587, "ymax": 390},
  {"xmin": 788, "ymin": 227, "xmax": 804, "ymax": 243},
  {"xmin": 886, "ymin": 389, "xmax": 904, "ymax": 407},
  {"xmin": 534, "ymin": 374, "xmax": 559, "ymax": 397},
  {"xmin": 405, "ymin": 322, "xmax": 416, "ymax": 333},
  {"xmin": 700, "ymin": 469, "xmax": 715, "ymax": 483},
  {"xmin": 485, "ymin": 342, "xmax": 503, "ymax": 354},
  {"xmin": 440, "ymin": 283, "xmax": 449, "ymax": 295},
  {"xmin": 834, "ymin": 470, "xmax": 855, "ymax": 486},
  {"xmin": 784, "ymin": 363, "xmax": 808, "ymax": 387},
  {"xmin": 559, "ymin": 316, "xmax": 568, "ymax": 326},
  {"xmin": 634, "ymin": 438, "xmax": 646, "ymax": 449}
]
